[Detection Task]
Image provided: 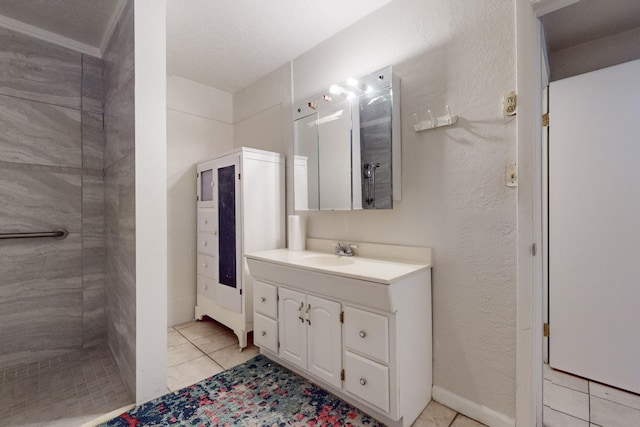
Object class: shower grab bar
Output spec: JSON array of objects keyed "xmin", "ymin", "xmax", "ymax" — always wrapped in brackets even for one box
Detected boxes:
[{"xmin": 0, "ymin": 229, "xmax": 69, "ymax": 240}]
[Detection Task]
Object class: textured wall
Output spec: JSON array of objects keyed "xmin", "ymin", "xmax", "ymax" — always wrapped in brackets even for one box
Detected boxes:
[
  {"xmin": 103, "ymin": 0, "xmax": 136, "ymax": 397},
  {"xmin": 0, "ymin": 27, "xmax": 106, "ymax": 368},
  {"xmin": 167, "ymin": 76, "xmax": 233, "ymax": 326},
  {"xmin": 238, "ymin": 0, "xmax": 517, "ymax": 419}
]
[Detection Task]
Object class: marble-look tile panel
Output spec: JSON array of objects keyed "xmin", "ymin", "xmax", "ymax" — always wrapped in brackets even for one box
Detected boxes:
[
  {"xmin": 412, "ymin": 400, "xmax": 458, "ymax": 427},
  {"xmin": 590, "ymin": 381, "xmax": 640, "ymax": 410},
  {"xmin": 0, "ymin": 27, "xmax": 81, "ymax": 109},
  {"xmin": 104, "ymin": 152, "xmax": 136, "ymax": 397},
  {"xmin": 82, "ymin": 55, "xmax": 104, "ymax": 114},
  {"xmin": 103, "ymin": 0, "xmax": 135, "ymax": 169},
  {"xmin": 543, "ymin": 405, "xmax": 589, "ymax": 427},
  {"xmin": 544, "ymin": 364, "xmax": 589, "ymax": 393},
  {"xmin": 83, "ymin": 288, "xmax": 106, "ymax": 348},
  {"xmin": 0, "ymin": 94, "xmax": 82, "ymax": 168},
  {"xmin": 167, "ymin": 356, "xmax": 223, "ymax": 392},
  {"xmin": 0, "ymin": 169, "xmax": 81, "ymax": 233},
  {"xmin": 82, "ymin": 111, "xmax": 105, "ymax": 170},
  {"xmin": 208, "ymin": 342, "xmax": 259, "ymax": 370},
  {"xmin": 545, "ymin": 381, "xmax": 590, "ymax": 421},
  {"xmin": 83, "ymin": 174, "xmax": 105, "ymax": 239},
  {"xmin": 0, "ymin": 233, "xmax": 82, "ymax": 369},
  {"xmin": 450, "ymin": 414, "xmax": 488, "ymax": 427},
  {"xmin": 591, "ymin": 395, "xmax": 640, "ymax": 427}
]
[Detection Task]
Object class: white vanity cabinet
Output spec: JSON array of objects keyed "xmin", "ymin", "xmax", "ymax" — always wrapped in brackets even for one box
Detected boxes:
[
  {"xmin": 246, "ymin": 243, "xmax": 432, "ymax": 427},
  {"xmin": 195, "ymin": 148, "xmax": 285, "ymax": 349},
  {"xmin": 278, "ymin": 288, "xmax": 342, "ymax": 388}
]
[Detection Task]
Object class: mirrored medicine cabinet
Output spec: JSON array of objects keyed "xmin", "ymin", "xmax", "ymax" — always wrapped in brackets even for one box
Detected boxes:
[{"xmin": 293, "ymin": 66, "xmax": 401, "ymax": 211}]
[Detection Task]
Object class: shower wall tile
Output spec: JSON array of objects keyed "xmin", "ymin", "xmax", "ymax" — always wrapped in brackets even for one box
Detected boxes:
[
  {"xmin": 83, "ymin": 175, "xmax": 105, "ymax": 347},
  {"xmin": 104, "ymin": 0, "xmax": 135, "ymax": 170},
  {"xmin": 83, "ymin": 111, "xmax": 105, "ymax": 170},
  {"xmin": 0, "ymin": 94, "xmax": 82, "ymax": 168},
  {"xmin": 82, "ymin": 55, "xmax": 104, "ymax": 114},
  {"xmin": 104, "ymin": 152, "xmax": 136, "ymax": 394},
  {"xmin": 0, "ymin": 27, "xmax": 81, "ymax": 109},
  {"xmin": 0, "ymin": 233, "xmax": 82, "ymax": 369},
  {"xmin": 0, "ymin": 169, "xmax": 82, "ymax": 234}
]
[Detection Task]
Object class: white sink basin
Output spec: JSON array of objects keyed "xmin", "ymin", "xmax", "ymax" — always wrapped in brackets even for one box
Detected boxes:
[
  {"xmin": 245, "ymin": 249, "xmax": 430, "ymax": 284},
  {"xmin": 299, "ymin": 254, "xmax": 354, "ymax": 267}
]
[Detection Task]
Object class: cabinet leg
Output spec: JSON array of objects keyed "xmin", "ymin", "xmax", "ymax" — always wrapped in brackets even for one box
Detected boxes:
[{"xmin": 234, "ymin": 330, "xmax": 247, "ymax": 352}]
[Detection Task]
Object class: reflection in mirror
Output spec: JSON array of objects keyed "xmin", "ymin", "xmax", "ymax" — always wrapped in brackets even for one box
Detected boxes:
[{"xmin": 293, "ymin": 66, "xmax": 400, "ymax": 211}]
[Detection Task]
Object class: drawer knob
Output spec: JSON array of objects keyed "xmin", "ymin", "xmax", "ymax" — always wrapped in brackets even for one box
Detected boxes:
[
  {"xmin": 203, "ymin": 241, "xmax": 207, "ymax": 246},
  {"xmin": 260, "ymin": 297, "xmax": 266, "ymax": 302},
  {"xmin": 203, "ymin": 263, "xmax": 208, "ymax": 268},
  {"xmin": 214, "ymin": 230, "xmax": 217, "ymax": 235},
  {"xmin": 261, "ymin": 331, "xmax": 266, "ymax": 336},
  {"xmin": 204, "ymin": 219, "xmax": 208, "ymax": 224},
  {"xmin": 359, "ymin": 331, "xmax": 366, "ymax": 338},
  {"xmin": 360, "ymin": 378, "xmax": 367, "ymax": 386}
]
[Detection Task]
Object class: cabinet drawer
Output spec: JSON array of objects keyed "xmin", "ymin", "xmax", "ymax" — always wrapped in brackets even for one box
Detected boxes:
[
  {"xmin": 197, "ymin": 254, "xmax": 217, "ymax": 280},
  {"xmin": 254, "ymin": 281, "xmax": 277, "ymax": 318},
  {"xmin": 197, "ymin": 274, "xmax": 216, "ymax": 300},
  {"xmin": 197, "ymin": 232, "xmax": 217, "ymax": 256},
  {"xmin": 198, "ymin": 209, "xmax": 216, "ymax": 232},
  {"xmin": 344, "ymin": 306, "xmax": 389, "ymax": 364},
  {"xmin": 254, "ymin": 312, "xmax": 278, "ymax": 353},
  {"xmin": 344, "ymin": 351, "xmax": 389, "ymax": 413}
]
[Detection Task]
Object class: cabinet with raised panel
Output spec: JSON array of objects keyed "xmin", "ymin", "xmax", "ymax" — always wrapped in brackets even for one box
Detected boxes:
[{"xmin": 195, "ymin": 148, "xmax": 285, "ymax": 350}]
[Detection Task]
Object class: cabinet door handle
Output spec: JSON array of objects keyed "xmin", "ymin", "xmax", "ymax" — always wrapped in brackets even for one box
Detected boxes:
[
  {"xmin": 261, "ymin": 331, "xmax": 266, "ymax": 336},
  {"xmin": 359, "ymin": 331, "xmax": 366, "ymax": 338},
  {"xmin": 298, "ymin": 302, "xmax": 305, "ymax": 323},
  {"xmin": 260, "ymin": 297, "xmax": 266, "ymax": 302},
  {"xmin": 305, "ymin": 304, "xmax": 311, "ymax": 325},
  {"xmin": 359, "ymin": 378, "xmax": 367, "ymax": 386}
]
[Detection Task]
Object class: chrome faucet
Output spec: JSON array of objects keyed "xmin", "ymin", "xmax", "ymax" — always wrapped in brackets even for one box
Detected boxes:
[{"xmin": 334, "ymin": 242, "xmax": 358, "ymax": 257}]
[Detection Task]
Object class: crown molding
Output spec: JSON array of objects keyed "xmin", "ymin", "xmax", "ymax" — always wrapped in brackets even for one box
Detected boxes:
[
  {"xmin": 99, "ymin": 0, "xmax": 126, "ymax": 56},
  {"xmin": 0, "ymin": 14, "xmax": 101, "ymax": 57}
]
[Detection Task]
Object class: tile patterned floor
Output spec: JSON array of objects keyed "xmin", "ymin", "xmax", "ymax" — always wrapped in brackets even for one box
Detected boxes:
[
  {"xmin": 543, "ymin": 363, "xmax": 640, "ymax": 427},
  {"xmin": 171, "ymin": 318, "xmax": 488, "ymax": 427},
  {"xmin": 0, "ymin": 344, "xmax": 132, "ymax": 427}
]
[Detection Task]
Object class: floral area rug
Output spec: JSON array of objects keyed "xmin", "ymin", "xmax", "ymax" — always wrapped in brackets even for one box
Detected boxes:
[{"xmin": 100, "ymin": 354, "xmax": 384, "ymax": 426}]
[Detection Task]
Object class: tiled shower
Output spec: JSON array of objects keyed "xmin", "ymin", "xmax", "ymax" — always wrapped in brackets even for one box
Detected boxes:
[{"xmin": 0, "ymin": 0, "xmax": 136, "ymax": 423}]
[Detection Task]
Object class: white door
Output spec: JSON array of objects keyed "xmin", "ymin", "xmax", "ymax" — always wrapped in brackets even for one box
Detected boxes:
[
  {"xmin": 278, "ymin": 288, "xmax": 307, "ymax": 369},
  {"xmin": 307, "ymin": 295, "xmax": 342, "ymax": 388},
  {"xmin": 549, "ymin": 59, "xmax": 640, "ymax": 393},
  {"xmin": 212, "ymin": 155, "xmax": 242, "ymax": 313}
]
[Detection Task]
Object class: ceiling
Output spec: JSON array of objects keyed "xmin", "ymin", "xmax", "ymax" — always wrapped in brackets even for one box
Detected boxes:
[
  {"xmin": 542, "ymin": 0, "xmax": 640, "ymax": 52},
  {"xmin": 0, "ymin": 0, "xmax": 391, "ymax": 93}
]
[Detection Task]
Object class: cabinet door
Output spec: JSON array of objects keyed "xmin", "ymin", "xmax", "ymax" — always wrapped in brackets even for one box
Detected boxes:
[
  {"xmin": 212, "ymin": 155, "xmax": 242, "ymax": 313},
  {"xmin": 307, "ymin": 295, "xmax": 342, "ymax": 388},
  {"xmin": 278, "ymin": 288, "xmax": 307, "ymax": 369},
  {"xmin": 197, "ymin": 161, "xmax": 215, "ymax": 209}
]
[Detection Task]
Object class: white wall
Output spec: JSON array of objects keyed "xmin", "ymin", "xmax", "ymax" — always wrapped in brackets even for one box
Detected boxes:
[
  {"xmin": 236, "ymin": 0, "xmax": 518, "ymax": 421},
  {"xmin": 134, "ymin": 0, "xmax": 168, "ymax": 404},
  {"xmin": 167, "ymin": 76, "xmax": 233, "ymax": 326},
  {"xmin": 549, "ymin": 26, "xmax": 640, "ymax": 81}
]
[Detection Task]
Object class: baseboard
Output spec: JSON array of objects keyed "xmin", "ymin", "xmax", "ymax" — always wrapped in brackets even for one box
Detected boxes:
[{"xmin": 432, "ymin": 386, "xmax": 515, "ymax": 427}]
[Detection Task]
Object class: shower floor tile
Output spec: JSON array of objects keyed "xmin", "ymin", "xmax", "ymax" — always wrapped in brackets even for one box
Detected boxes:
[{"xmin": 0, "ymin": 344, "xmax": 132, "ymax": 427}]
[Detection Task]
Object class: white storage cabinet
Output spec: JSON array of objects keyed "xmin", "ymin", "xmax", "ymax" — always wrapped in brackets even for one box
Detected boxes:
[{"xmin": 195, "ymin": 147, "xmax": 285, "ymax": 349}]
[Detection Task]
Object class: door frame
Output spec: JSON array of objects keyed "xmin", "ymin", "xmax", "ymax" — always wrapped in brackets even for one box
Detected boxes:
[{"xmin": 515, "ymin": 1, "xmax": 572, "ymax": 425}]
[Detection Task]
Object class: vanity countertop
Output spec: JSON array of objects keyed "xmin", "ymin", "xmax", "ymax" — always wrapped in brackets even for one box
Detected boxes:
[{"xmin": 245, "ymin": 248, "xmax": 431, "ymax": 285}]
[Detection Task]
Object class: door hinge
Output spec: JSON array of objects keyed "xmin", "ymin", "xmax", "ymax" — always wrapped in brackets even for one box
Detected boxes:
[
  {"xmin": 340, "ymin": 369, "xmax": 345, "ymax": 381},
  {"xmin": 543, "ymin": 323, "xmax": 550, "ymax": 337},
  {"xmin": 196, "ymin": 195, "xmax": 199, "ymax": 201},
  {"xmin": 278, "ymin": 341, "xmax": 280, "ymax": 349},
  {"xmin": 238, "ymin": 173, "xmax": 241, "ymax": 180},
  {"xmin": 531, "ymin": 243, "xmax": 537, "ymax": 256},
  {"xmin": 340, "ymin": 311, "xmax": 344, "ymax": 323},
  {"xmin": 542, "ymin": 113, "xmax": 549, "ymax": 127},
  {"xmin": 239, "ymin": 289, "xmax": 243, "ymax": 295}
]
